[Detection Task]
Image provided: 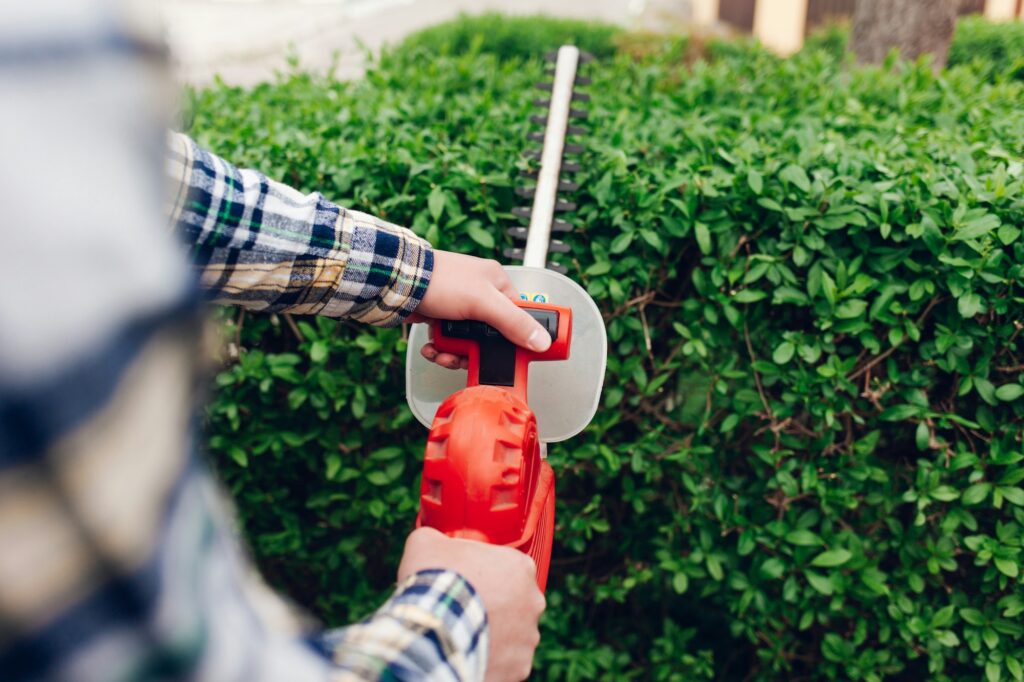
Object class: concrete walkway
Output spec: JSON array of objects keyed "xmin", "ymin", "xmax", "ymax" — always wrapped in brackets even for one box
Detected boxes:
[{"xmin": 158, "ymin": 0, "xmax": 691, "ymax": 86}]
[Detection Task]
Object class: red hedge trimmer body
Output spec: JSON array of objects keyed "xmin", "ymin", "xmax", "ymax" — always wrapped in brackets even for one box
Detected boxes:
[{"xmin": 417, "ymin": 303, "xmax": 572, "ymax": 590}]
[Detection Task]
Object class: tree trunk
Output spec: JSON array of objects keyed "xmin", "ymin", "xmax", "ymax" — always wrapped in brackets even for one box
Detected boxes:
[{"xmin": 850, "ymin": 0, "xmax": 959, "ymax": 68}]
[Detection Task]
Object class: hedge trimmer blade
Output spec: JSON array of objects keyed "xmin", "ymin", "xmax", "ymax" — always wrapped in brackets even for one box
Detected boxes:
[{"xmin": 504, "ymin": 46, "xmax": 591, "ymax": 273}]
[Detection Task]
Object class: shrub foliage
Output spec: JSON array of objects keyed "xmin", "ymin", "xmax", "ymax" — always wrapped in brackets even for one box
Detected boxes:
[
  {"xmin": 189, "ymin": 19, "xmax": 1024, "ymax": 681},
  {"xmin": 947, "ymin": 16, "xmax": 1024, "ymax": 81}
]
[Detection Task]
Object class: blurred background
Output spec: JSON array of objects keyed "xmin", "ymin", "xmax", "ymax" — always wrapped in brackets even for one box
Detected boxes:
[{"xmin": 159, "ymin": 0, "xmax": 1024, "ymax": 85}]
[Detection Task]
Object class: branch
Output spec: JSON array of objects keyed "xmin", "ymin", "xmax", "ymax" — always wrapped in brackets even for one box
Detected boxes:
[{"xmin": 848, "ymin": 296, "xmax": 942, "ymax": 381}]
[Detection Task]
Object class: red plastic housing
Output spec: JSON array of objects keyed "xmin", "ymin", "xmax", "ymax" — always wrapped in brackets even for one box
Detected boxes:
[{"xmin": 415, "ymin": 301, "xmax": 572, "ymax": 591}]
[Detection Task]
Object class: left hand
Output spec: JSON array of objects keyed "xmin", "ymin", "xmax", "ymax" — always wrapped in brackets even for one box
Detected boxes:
[{"xmin": 409, "ymin": 250, "xmax": 551, "ymax": 369}]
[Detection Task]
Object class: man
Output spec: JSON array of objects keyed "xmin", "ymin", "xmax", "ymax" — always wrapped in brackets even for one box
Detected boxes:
[{"xmin": 1, "ymin": 1, "xmax": 545, "ymax": 680}]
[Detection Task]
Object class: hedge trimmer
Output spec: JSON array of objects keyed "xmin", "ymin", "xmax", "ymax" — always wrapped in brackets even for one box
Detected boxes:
[{"xmin": 405, "ymin": 45, "xmax": 607, "ymax": 591}]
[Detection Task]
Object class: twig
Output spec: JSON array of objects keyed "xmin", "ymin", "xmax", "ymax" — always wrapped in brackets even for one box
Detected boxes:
[
  {"xmin": 639, "ymin": 305, "xmax": 654, "ymax": 361},
  {"xmin": 848, "ymin": 296, "xmax": 942, "ymax": 381},
  {"xmin": 283, "ymin": 313, "xmax": 305, "ymax": 343},
  {"xmin": 235, "ymin": 309, "xmax": 246, "ymax": 349},
  {"xmin": 743, "ymin": 321, "xmax": 774, "ymax": 421}
]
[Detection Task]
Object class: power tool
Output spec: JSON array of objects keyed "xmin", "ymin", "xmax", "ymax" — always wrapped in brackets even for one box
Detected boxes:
[{"xmin": 405, "ymin": 46, "xmax": 607, "ymax": 591}]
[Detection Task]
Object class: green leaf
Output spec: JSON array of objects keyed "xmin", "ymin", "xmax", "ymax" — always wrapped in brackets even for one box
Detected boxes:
[
  {"xmin": 934, "ymin": 630, "xmax": 960, "ymax": 647},
  {"xmin": 988, "ymin": 661, "xmax": 1003, "ymax": 682},
  {"xmin": 958, "ymin": 292, "xmax": 985, "ymax": 318},
  {"xmin": 835, "ymin": 298, "xmax": 868, "ymax": 319},
  {"xmin": 1000, "ymin": 487, "xmax": 1024, "ymax": 506},
  {"xmin": 998, "ymin": 224, "xmax": 1021, "ymax": 245},
  {"xmin": 932, "ymin": 604, "xmax": 956, "ymax": 627},
  {"xmin": 810, "ymin": 548, "xmax": 852, "ymax": 568},
  {"xmin": 821, "ymin": 270, "xmax": 837, "ymax": 307},
  {"xmin": 370, "ymin": 446, "xmax": 404, "ymax": 461},
  {"xmin": 879, "ymin": 404, "xmax": 921, "ymax": 421},
  {"xmin": 737, "ymin": 530, "xmax": 756, "ymax": 556},
  {"xmin": 640, "ymin": 229, "xmax": 663, "ymax": 250},
  {"xmin": 761, "ymin": 557, "xmax": 786, "ymax": 579},
  {"xmin": 976, "ymin": 377, "xmax": 998, "ymax": 406},
  {"xmin": 695, "ymin": 221, "xmax": 712, "ymax": 255},
  {"xmin": 610, "ymin": 232, "xmax": 634, "ymax": 254},
  {"xmin": 931, "ymin": 486, "xmax": 960, "ymax": 502},
  {"xmin": 466, "ymin": 221, "xmax": 496, "ymax": 249},
  {"xmin": 780, "ymin": 164, "xmax": 811, "ymax": 193},
  {"xmin": 995, "ymin": 384, "xmax": 1024, "ymax": 402},
  {"xmin": 1007, "ymin": 657, "xmax": 1023, "ymax": 682},
  {"xmin": 785, "ymin": 529, "xmax": 822, "ymax": 546},
  {"xmin": 586, "ymin": 260, "xmax": 612, "ymax": 276},
  {"xmin": 748, "ymin": 169, "xmax": 763, "ymax": 195},
  {"xmin": 734, "ymin": 289, "xmax": 767, "ymax": 303},
  {"xmin": 672, "ymin": 572, "xmax": 689, "ymax": 594},
  {"xmin": 962, "ymin": 482, "xmax": 993, "ymax": 506},
  {"xmin": 309, "ymin": 340, "xmax": 329, "ymax": 363},
  {"xmin": 326, "ymin": 454, "xmax": 341, "ymax": 479},
  {"xmin": 229, "ymin": 447, "xmax": 248, "ymax": 467},
  {"xmin": 961, "ymin": 608, "xmax": 986, "ymax": 626},
  {"xmin": 773, "ymin": 341, "xmax": 796, "ymax": 365},
  {"xmin": 706, "ymin": 554, "xmax": 724, "ymax": 581},
  {"xmin": 428, "ymin": 185, "xmax": 446, "ymax": 221},
  {"xmin": 805, "ymin": 570, "xmax": 834, "ymax": 595},
  {"xmin": 952, "ymin": 212, "xmax": 1000, "ymax": 241},
  {"xmin": 995, "ymin": 558, "xmax": 1020, "ymax": 579},
  {"xmin": 915, "ymin": 421, "xmax": 930, "ymax": 450}
]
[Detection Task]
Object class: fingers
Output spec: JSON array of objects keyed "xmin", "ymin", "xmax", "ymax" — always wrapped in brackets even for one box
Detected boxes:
[
  {"xmin": 421, "ymin": 344, "xmax": 468, "ymax": 370},
  {"xmin": 473, "ymin": 290, "xmax": 552, "ymax": 353}
]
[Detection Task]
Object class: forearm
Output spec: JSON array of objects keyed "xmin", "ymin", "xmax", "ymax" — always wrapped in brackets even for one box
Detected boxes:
[{"xmin": 165, "ymin": 132, "xmax": 433, "ymax": 326}]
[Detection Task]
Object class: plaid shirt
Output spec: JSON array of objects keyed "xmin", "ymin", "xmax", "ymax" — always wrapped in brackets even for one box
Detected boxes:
[{"xmin": 0, "ymin": 2, "xmax": 488, "ymax": 680}]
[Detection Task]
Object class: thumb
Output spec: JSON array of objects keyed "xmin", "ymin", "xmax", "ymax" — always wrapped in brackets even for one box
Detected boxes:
[{"xmin": 475, "ymin": 290, "xmax": 552, "ymax": 352}]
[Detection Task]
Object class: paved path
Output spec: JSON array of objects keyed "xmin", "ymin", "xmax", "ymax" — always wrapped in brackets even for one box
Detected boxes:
[{"xmin": 159, "ymin": 0, "xmax": 691, "ymax": 86}]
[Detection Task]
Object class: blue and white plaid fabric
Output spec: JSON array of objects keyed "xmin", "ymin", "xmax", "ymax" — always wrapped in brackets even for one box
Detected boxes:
[
  {"xmin": 0, "ymin": 2, "xmax": 487, "ymax": 680},
  {"xmin": 166, "ymin": 133, "xmax": 433, "ymax": 326}
]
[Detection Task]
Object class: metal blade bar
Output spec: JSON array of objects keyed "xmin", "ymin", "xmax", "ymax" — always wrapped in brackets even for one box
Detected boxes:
[{"xmin": 523, "ymin": 45, "xmax": 579, "ymax": 269}]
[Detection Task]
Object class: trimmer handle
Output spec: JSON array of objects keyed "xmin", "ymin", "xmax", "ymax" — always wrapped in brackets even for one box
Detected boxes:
[
  {"xmin": 418, "ymin": 301, "xmax": 572, "ymax": 592},
  {"xmin": 430, "ymin": 301, "xmax": 573, "ymax": 401}
]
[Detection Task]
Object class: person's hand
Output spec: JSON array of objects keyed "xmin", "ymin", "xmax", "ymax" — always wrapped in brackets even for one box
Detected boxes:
[
  {"xmin": 410, "ymin": 250, "xmax": 551, "ymax": 370},
  {"xmin": 398, "ymin": 527, "xmax": 545, "ymax": 682}
]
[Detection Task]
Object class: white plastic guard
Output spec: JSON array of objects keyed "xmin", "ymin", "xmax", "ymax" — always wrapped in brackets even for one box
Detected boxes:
[{"xmin": 405, "ymin": 266, "xmax": 607, "ymax": 443}]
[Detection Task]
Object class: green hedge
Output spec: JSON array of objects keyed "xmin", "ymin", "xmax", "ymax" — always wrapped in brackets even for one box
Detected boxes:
[
  {"xmin": 394, "ymin": 12, "xmax": 621, "ymax": 61},
  {"xmin": 189, "ymin": 19, "xmax": 1024, "ymax": 681},
  {"xmin": 948, "ymin": 16, "xmax": 1024, "ymax": 80}
]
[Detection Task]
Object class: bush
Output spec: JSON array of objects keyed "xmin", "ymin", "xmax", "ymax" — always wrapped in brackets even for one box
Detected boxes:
[
  {"xmin": 948, "ymin": 16, "xmax": 1024, "ymax": 80},
  {"xmin": 189, "ymin": 17, "xmax": 1024, "ymax": 681},
  {"xmin": 801, "ymin": 20, "xmax": 850, "ymax": 60},
  {"xmin": 393, "ymin": 12, "xmax": 621, "ymax": 61}
]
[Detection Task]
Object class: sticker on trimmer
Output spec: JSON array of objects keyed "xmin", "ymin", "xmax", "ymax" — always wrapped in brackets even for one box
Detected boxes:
[{"xmin": 519, "ymin": 292, "xmax": 549, "ymax": 303}]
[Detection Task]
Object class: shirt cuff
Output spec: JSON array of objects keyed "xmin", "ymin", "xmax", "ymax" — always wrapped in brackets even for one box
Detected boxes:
[
  {"xmin": 321, "ymin": 209, "xmax": 434, "ymax": 327},
  {"xmin": 318, "ymin": 569, "xmax": 489, "ymax": 681}
]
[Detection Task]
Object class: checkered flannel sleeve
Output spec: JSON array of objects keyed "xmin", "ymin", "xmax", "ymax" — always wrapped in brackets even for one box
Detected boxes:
[
  {"xmin": 165, "ymin": 132, "xmax": 433, "ymax": 327},
  {"xmin": 320, "ymin": 570, "xmax": 490, "ymax": 680}
]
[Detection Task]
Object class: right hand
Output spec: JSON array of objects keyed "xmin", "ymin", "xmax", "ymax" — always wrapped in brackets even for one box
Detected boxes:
[
  {"xmin": 398, "ymin": 527, "xmax": 545, "ymax": 682},
  {"xmin": 408, "ymin": 250, "xmax": 552, "ymax": 370}
]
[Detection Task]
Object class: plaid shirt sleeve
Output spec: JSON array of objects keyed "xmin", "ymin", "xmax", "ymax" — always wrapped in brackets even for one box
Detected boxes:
[
  {"xmin": 320, "ymin": 570, "xmax": 489, "ymax": 679},
  {"xmin": 165, "ymin": 132, "xmax": 433, "ymax": 327}
]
